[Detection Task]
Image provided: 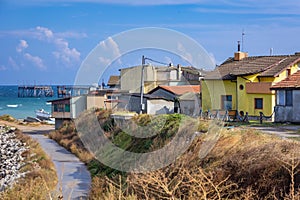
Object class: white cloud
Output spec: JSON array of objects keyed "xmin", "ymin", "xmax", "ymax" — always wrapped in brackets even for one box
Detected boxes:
[
  {"xmin": 34, "ymin": 26, "xmax": 81, "ymax": 67},
  {"xmin": 52, "ymin": 38, "xmax": 81, "ymax": 66},
  {"xmin": 0, "ymin": 26, "xmax": 82, "ymax": 68},
  {"xmin": 36, "ymin": 26, "xmax": 54, "ymax": 40},
  {"xmin": 177, "ymin": 42, "xmax": 193, "ymax": 63},
  {"xmin": 99, "ymin": 37, "xmax": 121, "ymax": 58},
  {"xmin": 24, "ymin": 53, "xmax": 46, "ymax": 70},
  {"xmin": 98, "ymin": 37, "xmax": 121, "ymax": 65},
  {"xmin": 8, "ymin": 57, "xmax": 20, "ymax": 70},
  {"xmin": 16, "ymin": 40, "xmax": 29, "ymax": 53},
  {"xmin": 98, "ymin": 56, "xmax": 111, "ymax": 66}
]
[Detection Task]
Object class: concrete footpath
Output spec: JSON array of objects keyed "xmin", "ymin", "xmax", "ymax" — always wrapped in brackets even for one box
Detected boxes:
[{"xmin": 0, "ymin": 121, "xmax": 91, "ymax": 199}]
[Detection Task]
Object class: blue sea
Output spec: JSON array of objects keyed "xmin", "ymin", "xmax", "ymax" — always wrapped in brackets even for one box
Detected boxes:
[{"xmin": 0, "ymin": 85, "xmax": 58, "ymax": 119}]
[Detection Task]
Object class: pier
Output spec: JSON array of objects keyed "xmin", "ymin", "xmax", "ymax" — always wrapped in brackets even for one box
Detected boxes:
[{"xmin": 18, "ymin": 85, "xmax": 54, "ymax": 98}]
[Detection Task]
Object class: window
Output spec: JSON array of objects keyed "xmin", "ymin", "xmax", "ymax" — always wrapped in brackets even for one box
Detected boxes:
[
  {"xmin": 276, "ymin": 90, "xmax": 293, "ymax": 106},
  {"xmin": 277, "ymin": 90, "xmax": 285, "ymax": 105},
  {"xmin": 221, "ymin": 95, "xmax": 232, "ymax": 110},
  {"xmin": 286, "ymin": 69, "xmax": 291, "ymax": 77},
  {"xmin": 286, "ymin": 90, "xmax": 293, "ymax": 106},
  {"xmin": 65, "ymin": 104, "xmax": 70, "ymax": 112},
  {"xmin": 53, "ymin": 104, "xmax": 70, "ymax": 112},
  {"xmin": 54, "ymin": 104, "xmax": 58, "ymax": 112},
  {"xmin": 255, "ymin": 98, "xmax": 263, "ymax": 109}
]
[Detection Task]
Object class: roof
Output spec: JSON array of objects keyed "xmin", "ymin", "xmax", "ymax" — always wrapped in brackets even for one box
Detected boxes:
[
  {"xmin": 204, "ymin": 53, "xmax": 300, "ymax": 80},
  {"xmin": 179, "ymin": 92, "xmax": 200, "ymax": 100},
  {"xmin": 181, "ymin": 66, "xmax": 207, "ymax": 76},
  {"xmin": 271, "ymin": 71, "xmax": 300, "ymax": 89},
  {"xmin": 47, "ymin": 97, "xmax": 71, "ymax": 103},
  {"xmin": 107, "ymin": 75, "xmax": 120, "ymax": 86},
  {"xmin": 149, "ymin": 85, "xmax": 200, "ymax": 95},
  {"xmin": 122, "ymin": 93, "xmax": 173, "ymax": 101}
]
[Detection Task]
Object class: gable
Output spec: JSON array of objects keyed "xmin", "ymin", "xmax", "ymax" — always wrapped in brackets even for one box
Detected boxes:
[
  {"xmin": 204, "ymin": 54, "xmax": 300, "ymax": 80},
  {"xmin": 271, "ymin": 70, "xmax": 300, "ymax": 89}
]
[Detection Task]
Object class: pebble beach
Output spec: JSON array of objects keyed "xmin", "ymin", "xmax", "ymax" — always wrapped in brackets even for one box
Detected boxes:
[{"xmin": 0, "ymin": 125, "xmax": 28, "ymax": 192}]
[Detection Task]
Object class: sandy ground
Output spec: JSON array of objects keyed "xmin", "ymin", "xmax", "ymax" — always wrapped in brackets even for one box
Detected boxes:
[
  {"xmin": 0, "ymin": 120, "xmax": 91, "ymax": 199},
  {"xmin": 250, "ymin": 125, "xmax": 300, "ymax": 139}
]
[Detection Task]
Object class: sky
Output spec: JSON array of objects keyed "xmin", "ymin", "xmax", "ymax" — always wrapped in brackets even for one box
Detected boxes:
[{"xmin": 0, "ymin": 0, "xmax": 300, "ymax": 85}]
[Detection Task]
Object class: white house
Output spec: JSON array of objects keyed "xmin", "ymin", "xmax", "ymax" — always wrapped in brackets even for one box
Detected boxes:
[{"xmin": 271, "ymin": 70, "xmax": 300, "ymax": 123}]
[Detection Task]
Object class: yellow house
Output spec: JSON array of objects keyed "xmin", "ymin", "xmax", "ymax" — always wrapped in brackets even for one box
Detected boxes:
[{"xmin": 202, "ymin": 50, "xmax": 300, "ymax": 118}]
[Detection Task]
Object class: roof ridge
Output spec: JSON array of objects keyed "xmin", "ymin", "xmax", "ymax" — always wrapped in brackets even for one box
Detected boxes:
[{"xmin": 261, "ymin": 57, "xmax": 289, "ymax": 72}]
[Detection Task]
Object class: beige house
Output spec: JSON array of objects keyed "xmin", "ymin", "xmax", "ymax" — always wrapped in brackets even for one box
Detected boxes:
[
  {"xmin": 49, "ymin": 88, "xmax": 123, "ymax": 129},
  {"xmin": 48, "ymin": 96, "xmax": 87, "ymax": 129},
  {"xmin": 120, "ymin": 64, "xmax": 205, "ymax": 93}
]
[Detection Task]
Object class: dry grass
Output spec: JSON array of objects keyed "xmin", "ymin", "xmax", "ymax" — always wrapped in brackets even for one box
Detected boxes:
[
  {"xmin": 47, "ymin": 110, "xmax": 300, "ymax": 199},
  {"xmin": 88, "ymin": 121, "xmax": 300, "ymax": 199},
  {"xmin": 0, "ymin": 129, "xmax": 58, "ymax": 199},
  {"xmin": 0, "ymin": 114, "xmax": 16, "ymax": 122}
]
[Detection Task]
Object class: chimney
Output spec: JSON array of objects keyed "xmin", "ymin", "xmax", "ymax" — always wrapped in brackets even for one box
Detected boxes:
[
  {"xmin": 177, "ymin": 64, "xmax": 181, "ymax": 80},
  {"xmin": 237, "ymin": 41, "xmax": 241, "ymax": 52},
  {"xmin": 234, "ymin": 41, "xmax": 248, "ymax": 61}
]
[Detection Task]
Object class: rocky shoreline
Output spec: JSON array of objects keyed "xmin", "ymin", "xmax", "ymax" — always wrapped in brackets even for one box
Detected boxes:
[{"xmin": 0, "ymin": 125, "xmax": 28, "ymax": 192}]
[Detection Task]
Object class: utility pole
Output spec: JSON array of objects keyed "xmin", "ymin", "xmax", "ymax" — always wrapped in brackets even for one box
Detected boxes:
[{"xmin": 140, "ymin": 55, "xmax": 146, "ymax": 114}]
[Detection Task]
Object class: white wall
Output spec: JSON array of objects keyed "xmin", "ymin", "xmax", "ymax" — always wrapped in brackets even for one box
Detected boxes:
[
  {"xmin": 147, "ymin": 99, "xmax": 174, "ymax": 115},
  {"xmin": 275, "ymin": 90, "xmax": 300, "ymax": 123},
  {"xmin": 120, "ymin": 65, "xmax": 156, "ymax": 93},
  {"xmin": 292, "ymin": 90, "xmax": 300, "ymax": 122},
  {"xmin": 87, "ymin": 95, "xmax": 105, "ymax": 110},
  {"xmin": 71, "ymin": 96, "xmax": 87, "ymax": 118}
]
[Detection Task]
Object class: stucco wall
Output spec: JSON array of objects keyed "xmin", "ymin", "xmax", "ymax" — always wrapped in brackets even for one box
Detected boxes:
[
  {"xmin": 71, "ymin": 96, "xmax": 87, "ymax": 118},
  {"xmin": 147, "ymin": 99, "xmax": 174, "ymax": 115},
  {"xmin": 237, "ymin": 75, "xmax": 275, "ymax": 116},
  {"xmin": 120, "ymin": 65, "xmax": 156, "ymax": 93},
  {"xmin": 180, "ymin": 100, "xmax": 198, "ymax": 116},
  {"xmin": 87, "ymin": 95, "xmax": 105, "ymax": 110},
  {"xmin": 275, "ymin": 90, "xmax": 300, "ymax": 123},
  {"xmin": 201, "ymin": 80, "xmax": 236, "ymax": 111},
  {"xmin": 118, "ymin": 95, "xmax": 147, "ymax": 113}
]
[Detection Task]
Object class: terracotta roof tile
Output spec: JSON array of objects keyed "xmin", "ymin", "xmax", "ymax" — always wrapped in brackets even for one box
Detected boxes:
[
  {"xmin": 271, "ymin": 71, "xmax": 300, "ymax": 89},
  {"xmin": 204, "ymin": 54, "xmax": 300, "ymax": 80}
]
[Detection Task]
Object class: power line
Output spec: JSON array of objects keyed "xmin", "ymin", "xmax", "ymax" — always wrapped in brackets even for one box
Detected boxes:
[{"xmin": 144, "ymin": 57, "xmax": 171, "ymax": 66}]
